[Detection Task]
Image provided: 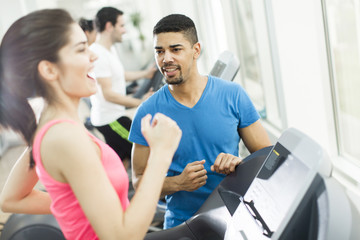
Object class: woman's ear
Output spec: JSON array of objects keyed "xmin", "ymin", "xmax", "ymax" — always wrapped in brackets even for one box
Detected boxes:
[{"xmin": 37, "ymin": 60, "xmax": 58, "ymax": 82}]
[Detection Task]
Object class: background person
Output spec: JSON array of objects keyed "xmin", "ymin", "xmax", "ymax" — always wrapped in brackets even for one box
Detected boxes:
[
  {"xmin": 90, "ymin": 7, "xmax": 156, "ymax": 169},
  {"xmin": 78, "ymin": 17, "xmax": 97, "ymax": 45}
]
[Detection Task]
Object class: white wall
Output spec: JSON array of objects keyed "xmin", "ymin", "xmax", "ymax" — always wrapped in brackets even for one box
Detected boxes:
[{"xmin": 0, "ymin": 0, "xmax": 26, "ymax": 39}]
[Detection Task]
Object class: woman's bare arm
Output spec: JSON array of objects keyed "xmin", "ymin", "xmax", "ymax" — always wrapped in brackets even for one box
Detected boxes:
[{"xmin": 0, "ymin": 147, "xmax": 51, "ymax": 214}]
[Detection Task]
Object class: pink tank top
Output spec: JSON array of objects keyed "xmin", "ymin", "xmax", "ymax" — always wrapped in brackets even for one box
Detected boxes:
[{"xmin": 32, "ymin": 119, "xmax": 129, "ymax": 240}]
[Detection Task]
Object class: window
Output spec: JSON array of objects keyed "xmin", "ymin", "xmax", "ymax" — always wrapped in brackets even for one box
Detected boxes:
[
  {"xmin": 323, "ymin": 0, "xmax": 360, "ymax": 163},
  {"xmin": 233, "ymin": 0, "xmax": 265, "ymax": 112},
  {"xmin": 226, "ymin": 0, "xmax": 285, "ymax": 130}
]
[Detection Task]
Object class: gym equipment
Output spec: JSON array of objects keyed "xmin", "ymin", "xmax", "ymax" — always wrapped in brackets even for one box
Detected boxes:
[
  {"xmin": 0, "ymin": 214, "xmax": 65, "ymax": 240},
  {"xmin": 209, "ymin": 50, "xmax": 240, "ymax": 81},
  {"xmin": 133, "ymin": 69, "xmax": 164, "ymax": 99},
  {"xmin": 145, "ymin": 128, "xmax": 360, "ymax": 240},
  {"xmin": 145, "ymin": 146, "xmax": 272, "ymax": 240}
]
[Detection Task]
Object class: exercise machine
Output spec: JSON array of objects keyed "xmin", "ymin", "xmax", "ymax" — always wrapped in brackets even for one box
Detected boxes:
[
  {"xmin": 209, "ymin": 50, "xmax": 240, "ymax": 81},
  {"xmin": 145, "ymin": 128, "xmax": 360, "ymax": 240},
  {"xmin": 0, "ymin": 214, "xmax": 65, "ymax": 240}
]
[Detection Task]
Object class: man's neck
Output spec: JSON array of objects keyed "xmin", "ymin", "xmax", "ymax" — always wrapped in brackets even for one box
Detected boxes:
[
  {"xmin": 97, "ymin": 34, "xmax": 113, "ymax": 51},
  {"xmin": 168, "ymin": 74, "xmax": 208, "ymax": 108}
]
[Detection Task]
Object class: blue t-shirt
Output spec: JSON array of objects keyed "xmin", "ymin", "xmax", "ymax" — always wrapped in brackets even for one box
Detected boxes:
[{"xmin": 129, "ymin": 75, "xmax": 259, "ymax": 229}]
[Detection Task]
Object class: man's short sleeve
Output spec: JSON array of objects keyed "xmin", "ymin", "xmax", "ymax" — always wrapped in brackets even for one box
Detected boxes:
[
  {"xmin": 128, "ymin": 106, "xmax": 149, "ymax": 146},
  {"xmin": 236, "ymin": 85, "xmax": 260, "ymax": 128}
]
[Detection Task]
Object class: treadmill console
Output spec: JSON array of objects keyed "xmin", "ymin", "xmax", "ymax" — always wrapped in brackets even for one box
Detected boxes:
[
  {"xmin": 225, "ymin": 128, "xmax": 346, "ymax": 240},
  {"xmin": 209, "ymin": 51, "xmax": 240, "ymax": 81},
  {"xmin": 144, "ymin": 128, "xmax": 359, "ymax": 240}
]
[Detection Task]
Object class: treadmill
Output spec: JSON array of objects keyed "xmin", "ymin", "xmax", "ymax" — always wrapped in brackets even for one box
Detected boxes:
[
  {"xmin": 209, "ymin": 50, "xmax": 240, "ymax": 81},
  {"xmin": 145, "ymin": 128, "xmax": 360, "ymax": 240}
]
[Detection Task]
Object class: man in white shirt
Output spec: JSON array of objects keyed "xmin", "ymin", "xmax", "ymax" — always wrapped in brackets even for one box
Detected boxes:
[{"xmin": 90, "ymin": 7, "xmax": 155, "ymax": 169}]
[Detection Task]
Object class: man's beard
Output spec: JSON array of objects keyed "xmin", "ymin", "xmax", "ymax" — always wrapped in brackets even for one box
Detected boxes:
[
  {"xmin": 163, "ymin": 64, "xmax": 184, "ymax": 85},
  {"xmin": 165, "ymin": 75, "xmax": 184, "ymax": 85}
]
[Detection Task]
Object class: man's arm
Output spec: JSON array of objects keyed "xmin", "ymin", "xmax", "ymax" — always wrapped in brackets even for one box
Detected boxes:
[
  {"xmin": 124, "ymin": 65, "xmax": 157, "ymax": 82},
  {"xmin": 132, "ymin": 143, "xmax": 207, "ymax": 198},
  {"xmin": 238, "ymin": 120, "xmax": 271, "ymax": 153},
  {"xmin": 211, "ymin": 120, "xmax": 271, "ymax": 174},
  {"xmin": 97, "ymin": 77, "xmax": 142, "ymax": 108}
]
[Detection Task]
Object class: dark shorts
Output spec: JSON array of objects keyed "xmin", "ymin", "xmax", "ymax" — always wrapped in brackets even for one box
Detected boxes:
[{"xmin": 96, "ymin": 116, "xmax": 132, "ymax": 161}]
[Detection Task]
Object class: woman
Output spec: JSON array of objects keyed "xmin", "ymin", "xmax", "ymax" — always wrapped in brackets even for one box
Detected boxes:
[
  {"xmin": 0, "ymin": 9, "xmax": 181, "ymax": 240},
  {"xmin": 78, "ymin": 18, "xmax": 97, "ymax": 45}
]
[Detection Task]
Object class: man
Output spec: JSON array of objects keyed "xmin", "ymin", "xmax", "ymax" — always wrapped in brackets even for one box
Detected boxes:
[
  {"xmin": 90, "ymin": 7, "xmax": 155, "ymax": 168},
  {"xmin": 128, "ymin": 14, "xmax": 271, "ymax": 229}
]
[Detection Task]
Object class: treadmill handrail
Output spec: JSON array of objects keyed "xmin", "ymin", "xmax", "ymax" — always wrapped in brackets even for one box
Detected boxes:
[{"xmin": 243, "ymin": 199, "xmax": 273, "ymax": 238}]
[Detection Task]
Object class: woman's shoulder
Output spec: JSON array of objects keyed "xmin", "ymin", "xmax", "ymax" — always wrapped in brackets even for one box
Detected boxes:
[
  {"xmin": 34, "ymin": 119, "xmax": 95, "ymax": 182},
  {"xmin": 36, "ymin": 119, "xmax": 87, "ymax": 152}
]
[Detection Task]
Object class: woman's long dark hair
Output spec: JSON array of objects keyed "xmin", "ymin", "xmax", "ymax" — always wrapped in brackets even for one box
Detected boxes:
[{"xmin": 0, "ymin": 9, "xmax": 74, "ymax": 167}]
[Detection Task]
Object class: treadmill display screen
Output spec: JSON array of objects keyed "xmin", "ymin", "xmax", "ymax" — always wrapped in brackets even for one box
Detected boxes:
[{"xmin": 230, "ymin": 143, "xmax": 311, "ymax": 239}]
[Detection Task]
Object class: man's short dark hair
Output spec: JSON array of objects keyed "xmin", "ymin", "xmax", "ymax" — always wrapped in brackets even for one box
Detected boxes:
[
  {"xmin": 95, "ymin": 7, "xmax": 123, "ymax": 32},
  {"xmin": 153, "ymin": 14, "xmax": 198, "ymax": 45}
]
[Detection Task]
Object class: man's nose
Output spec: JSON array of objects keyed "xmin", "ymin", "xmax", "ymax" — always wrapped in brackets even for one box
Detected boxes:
[{"xmin": 163, "ymin": 51, "xmax": 173, "ymax": 63}]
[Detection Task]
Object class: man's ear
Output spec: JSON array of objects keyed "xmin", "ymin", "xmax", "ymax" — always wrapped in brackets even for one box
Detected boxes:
[
  {"xmin": 37, "ymin": 60, "xmax": 58, "ymax": 82},
  {"xmin": 193, "ymin": 42, "xmax": 201, "ymax": 59},
  {"xmin": 105, "ymin": 21, "xmax": 114, "ymax": 32}
]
